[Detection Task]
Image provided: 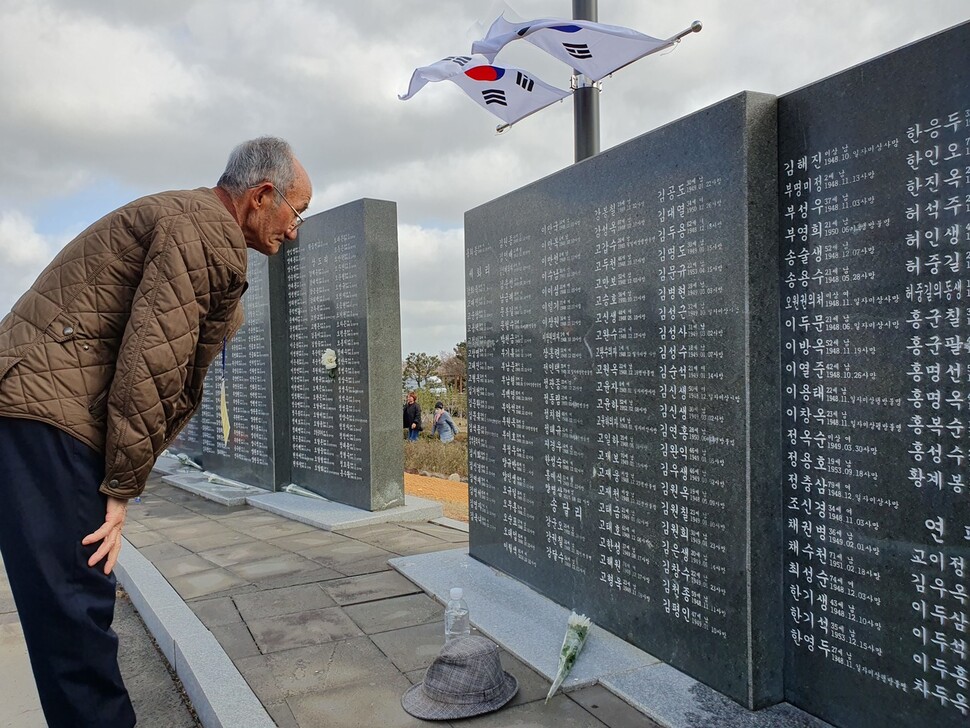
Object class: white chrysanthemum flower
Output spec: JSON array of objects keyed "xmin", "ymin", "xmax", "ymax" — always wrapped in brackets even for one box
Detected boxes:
[{"xmin": 546, "ymin": 611, "xmax": 592, "ymax": 702}]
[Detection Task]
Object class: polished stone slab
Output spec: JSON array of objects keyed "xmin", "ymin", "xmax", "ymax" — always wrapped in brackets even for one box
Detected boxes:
[
  {"xmin": 162, "ymin": 471, "xmax": 264, "ymax": 506},
  {"xmin": 245, "ymin": 492, "xmax": 442, "ymax": 531},
  {"xmin": 282, "ymin": 199, "xmax": 405, "ymax": 512},
  {"xmin": 465, "ymin": 90, "xmax": 782, "ymax": 708}
]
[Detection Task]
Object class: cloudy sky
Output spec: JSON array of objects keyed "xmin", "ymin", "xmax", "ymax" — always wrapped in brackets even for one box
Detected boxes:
[{"xmin": 1, "ymin": 1, "xmax": 968, "ymax": 358}]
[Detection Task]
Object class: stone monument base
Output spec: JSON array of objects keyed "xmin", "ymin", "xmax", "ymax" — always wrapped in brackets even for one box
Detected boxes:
[{"xmin": 245, "ymin": 491, "xmax": 442, "ymax": 532}]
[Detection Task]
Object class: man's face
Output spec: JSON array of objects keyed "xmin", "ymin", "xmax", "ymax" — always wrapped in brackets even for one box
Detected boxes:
[
  {"xmin": 407, "ymin": 395, "xmax": 415, "ymax": 404},
  {"xmin": 243, "ymin": 161, "xmax": 312, "ymax": 256}
]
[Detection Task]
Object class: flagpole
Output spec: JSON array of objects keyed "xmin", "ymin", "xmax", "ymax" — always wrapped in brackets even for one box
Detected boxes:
[
  {"xmin": 603, "ymin": 21, "xmax": 703, "ymax": 79},
  {"xmin": 573, "ymin": 0, "xmax": 600, "ymax": 162}
]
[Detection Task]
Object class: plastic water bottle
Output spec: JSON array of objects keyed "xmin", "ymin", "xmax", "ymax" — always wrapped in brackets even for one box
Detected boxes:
[{"xmin": 444, "ymin": 587, "xmax": 470, "ymax": 642}]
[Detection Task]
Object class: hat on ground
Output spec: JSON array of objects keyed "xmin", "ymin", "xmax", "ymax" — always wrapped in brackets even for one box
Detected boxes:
[{"xmin": 401, "ymin": 635, "xmax": 518, "ymax": 720}]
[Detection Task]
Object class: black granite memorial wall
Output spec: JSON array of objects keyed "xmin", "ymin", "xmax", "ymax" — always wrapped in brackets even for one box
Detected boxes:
[
  {"xmin": 168, "ymin": 200, "xmax": 405, "ymax": 510},
  {"xmin": 465, "ymin": 91, "xmax": 782, "ymax": 708},
  {"xmin": 191, "ymin": 250, "xmax": 280, "ymax": 488},
  {"xmin": 465, "ymin": 21, "xmax": 970, "ymax": 728},
  {"xmin": 778, "ymin": 22, "xmax": 970, "ymax": 728},
  {"xmin": 281, "ymin": 199, "xmax": 405, "ymax": 511}
]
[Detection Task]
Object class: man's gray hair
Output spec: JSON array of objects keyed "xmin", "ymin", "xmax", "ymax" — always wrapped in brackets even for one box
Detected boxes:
[{"xmin": 217, "ymin": 136, "xmax": 297, "ymax": 195}]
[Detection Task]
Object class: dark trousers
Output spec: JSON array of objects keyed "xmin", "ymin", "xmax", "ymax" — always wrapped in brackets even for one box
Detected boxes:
[{"xmin": 0, "ymin": 416, "xmax": 135, "ymax": 728}]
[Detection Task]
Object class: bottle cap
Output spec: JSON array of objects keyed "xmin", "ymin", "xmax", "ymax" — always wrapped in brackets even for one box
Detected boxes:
[{"xmin": 450, "ymin": 587, "xmax": 463, "ymax": 600}]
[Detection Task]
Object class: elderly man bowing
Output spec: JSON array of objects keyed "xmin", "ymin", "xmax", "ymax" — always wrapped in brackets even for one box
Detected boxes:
[{"xmin": 0, "ymin": 136, "xmax": 311, "ymax": 726}]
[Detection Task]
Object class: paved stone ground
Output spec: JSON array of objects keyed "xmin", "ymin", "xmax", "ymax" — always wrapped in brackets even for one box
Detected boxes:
[
  {"xmin": 0, "ymin": 556, "xmax": 198, "ymax": 727},
  {"xmin": 125, "ymin": 472, "xmax": 661, "ymax": 727}
]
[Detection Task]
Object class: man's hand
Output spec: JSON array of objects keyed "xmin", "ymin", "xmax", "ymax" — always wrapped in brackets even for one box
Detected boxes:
[{"xmin": 81, "ymin": 496, "xmax": 129, "ymax": 575}]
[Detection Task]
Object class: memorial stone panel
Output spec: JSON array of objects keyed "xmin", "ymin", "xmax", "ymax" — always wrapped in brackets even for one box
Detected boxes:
[
  {"xmin": 168, "ymin": 402, "xmax": 203, "ymax": 464},
  {"xmin": 779, "ymin": 23, "xmax": 970, "ymax": 728},
  {"xmin": 465, "ymin": 92, "xmax": 781, "ymax": 707},
  {"xmin": 190, "ymin": 250, "xmax": 279, "ymax": 488},
  {"xmin": 282, "ymin": 199, "xmax": 404, "ymax": 511}
]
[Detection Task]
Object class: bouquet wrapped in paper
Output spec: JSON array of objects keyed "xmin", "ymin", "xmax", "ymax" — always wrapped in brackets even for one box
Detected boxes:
[
  {"xmin": 176, "ymin": 453, "xmax": 203, "ymax": 471},
  {"xmin": 545, "ymin": 611, "xmax": 592, "ymax": 702}
]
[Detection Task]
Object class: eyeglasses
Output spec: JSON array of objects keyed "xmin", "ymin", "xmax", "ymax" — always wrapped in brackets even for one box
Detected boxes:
[
  {"xmin": 251, "ymin": 183, "xmax": 306, "ymax": 231},
  {"xmin": 272, "ymin": 186, "xmax": 306, "ymax": 231}
]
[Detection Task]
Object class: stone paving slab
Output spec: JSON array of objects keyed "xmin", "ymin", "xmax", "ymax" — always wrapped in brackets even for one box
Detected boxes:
[
  {"xmin": 286, "ymin": 671, "xmax": 428, "ymax": 728},
  {"xmin": 192, "ymin": 596, "xmax": 243, "ymax": 629},
  {"xmin": 177, "ymin": 529, "xmax": 254, "ymax": 553},
  {"xmin": 196, "ymin": 540, "xmax": 289, "ymax": 568},
  {"xmin": 369, "ymin": 621, "xmax": 445, "ymax": 673},
  {"xmin": 239, "ymin": 636, "xmax": 402, "ymax": 702},
  {"xmin": 169, "ymin": 567, "xmax": 252, "ymax": 601},
  {"xmin": 209, "ymin": 621, "xmax": 262, "ymax": 660},
  {"xmin": 116, "ymin": 538, "xmax": 274, "ymax": 728},
  {"xmin": 407, "ymin": 521, "xmax": 471, "ymax": 542},
  {"xmin": 232, "ymin": 584, "xmax": 337, "ymax": 621},
  {"xmin": 249, "ymin": 565, "xmax": 346, "ymax": 590},
  {"xmin": 267, "ymin": 530, "xmax": 351, "ymax": 552},
  {"xmin": 342, "ymin": 593, "xmax": 442, "ymax": 634},
  {"xmin": 301, "ymin": 540, "xmax": 397, "ymax": 575},
  {"xmin": 465, "ymin": 694, "xmax": 611, "ymax": 727},
  {"xmin": 323, "ymin": 570, "xmax": 422, "ymax": 605},
  {"xmin": 225, "ymin": 553, "xmax": 321, "ymax": 581},
  {"xmin": 247, "ymin": 606, "xmax": 364, "ymax": 653},
  {"xmin": 154, "ymin": 553, "xmax": 224, "ymax": 579}
]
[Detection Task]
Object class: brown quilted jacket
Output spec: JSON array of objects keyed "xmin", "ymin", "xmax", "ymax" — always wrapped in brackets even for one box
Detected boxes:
[{"xmin": 0, "ymin": 188, "xmax": 249, "ymax": 499}]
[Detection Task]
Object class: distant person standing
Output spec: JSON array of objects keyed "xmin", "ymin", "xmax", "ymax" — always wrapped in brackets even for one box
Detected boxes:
[
  {"xmin": 0, "ymin": 136, "xmax": 312, "ymax": 727},
  {"xmin": 431, "ymin": 401, "xmax": 459, "ymax": 443},
  {"xmin": 404, "ymin": 391, "xmax": 423, "ymax": 441}
]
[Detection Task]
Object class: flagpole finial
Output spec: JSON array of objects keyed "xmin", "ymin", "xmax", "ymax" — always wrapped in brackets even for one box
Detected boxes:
[{"xmin": 691, "ymin": 20, "xmax": 703, "ymax": 33}]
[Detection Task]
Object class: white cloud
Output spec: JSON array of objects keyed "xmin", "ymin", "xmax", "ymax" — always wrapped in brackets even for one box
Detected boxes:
[
  {"xmin": 0, "ymin": 4, "xmax": 206, "ymax": 136},
  {"xmin": 0, "ymin": 211, "xmax": 69, "ymax": 314},
  {"xmin": 0, "ymin": 0, "xmax": 968, "ymax": 354},
  {"xmin": 398, "ymin": 224, "xmax": 466, "ymax": 357}
]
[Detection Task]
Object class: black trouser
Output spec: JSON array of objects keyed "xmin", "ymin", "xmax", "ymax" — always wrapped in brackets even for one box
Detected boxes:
[{"xmin": 0, "ymin": 416, "xmax": 135, "ymax": 727}]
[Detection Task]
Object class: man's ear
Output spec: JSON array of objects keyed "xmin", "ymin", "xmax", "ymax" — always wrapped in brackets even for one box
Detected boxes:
[{"xmin": 248, "ymin": 182, "xmax": 274, "ymax": 210}]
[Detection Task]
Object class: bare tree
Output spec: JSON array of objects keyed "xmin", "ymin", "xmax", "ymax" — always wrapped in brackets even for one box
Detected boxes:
[{"xmin": 437, "ymin": 341, "xmax": 467, "ymax": 394}]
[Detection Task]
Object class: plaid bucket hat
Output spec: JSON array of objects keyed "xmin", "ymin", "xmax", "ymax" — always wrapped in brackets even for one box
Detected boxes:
[{"xmin": 401, "ymin": 635, "xmax": 519, "ymax": 720}]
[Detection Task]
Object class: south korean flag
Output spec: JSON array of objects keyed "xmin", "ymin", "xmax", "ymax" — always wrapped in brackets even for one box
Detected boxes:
[
  {"xmin": 400, "ymin": 54, "xmax": 569, "ymax": 126},
  {"xmin": 472, "ymin": 15, "xmax": 674, "ymax": 82}
]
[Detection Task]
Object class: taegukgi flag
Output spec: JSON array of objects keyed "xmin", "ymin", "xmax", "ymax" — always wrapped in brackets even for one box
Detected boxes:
[
  {"xmin": 399, "ymin": 54, "xmax": 569, "ymax": 126},
  {"xmin": 472, "ymin": 14, "xmax": 675, "ymax": 82}
]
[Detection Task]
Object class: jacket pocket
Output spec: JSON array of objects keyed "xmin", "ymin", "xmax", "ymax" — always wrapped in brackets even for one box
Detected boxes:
[
  {"xmin": 88, "ymin": 389, "xmax": 109, "ymax": 419},
  {"xmin": 0, "ymin": 355, "xmax": 23, "ymax": 385}
]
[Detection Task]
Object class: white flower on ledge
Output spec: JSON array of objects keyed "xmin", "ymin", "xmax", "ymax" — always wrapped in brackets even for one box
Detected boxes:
[{"xmin": 321, "ymin": 348, "xmax": 338, "ymax": 378}]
